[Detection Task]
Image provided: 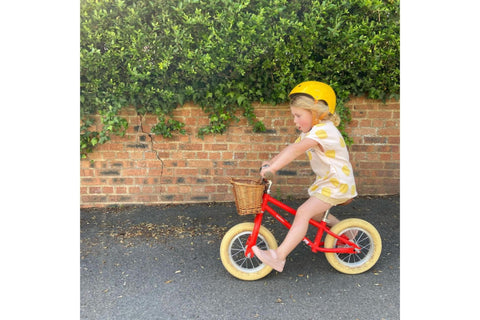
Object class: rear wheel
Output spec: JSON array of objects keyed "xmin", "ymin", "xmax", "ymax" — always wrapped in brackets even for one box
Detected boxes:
[
  {"xmin": 324, "ymin": 218, "xmax": 382, "ymax": 274},
  {"xmin": 220, "ymin": 222, "xmax": 277, "ymax": 281}
]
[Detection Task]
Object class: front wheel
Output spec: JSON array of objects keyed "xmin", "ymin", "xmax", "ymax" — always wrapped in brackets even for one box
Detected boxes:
[
  {"xmin": 324, "ymin": 218, "xmax": 382, "ymax": 274},
  {"xmin": 220, "ymin": 222, "xmax": 277, "ymax": 281}
]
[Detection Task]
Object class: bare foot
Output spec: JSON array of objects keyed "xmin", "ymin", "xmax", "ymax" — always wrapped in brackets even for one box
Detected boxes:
[{"xmin": 252, "ymin": 246, "xmax": 286, "ymax": 272}]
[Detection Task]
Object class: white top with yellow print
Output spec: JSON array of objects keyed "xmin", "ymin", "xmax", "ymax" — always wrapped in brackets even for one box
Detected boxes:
[{"xmin": 295, "ymin": 121, "xmax": 357, "ymax": 200}]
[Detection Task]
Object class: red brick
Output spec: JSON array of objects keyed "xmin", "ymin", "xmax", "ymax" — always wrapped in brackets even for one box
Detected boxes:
[
  {"xmin": 205, "ymin": 144, "xmax": 228, "ymax": 151},
  {"xmin": 371, "ymin": 119, "xmax": 386, "ymax": 128},
  {"xmin": 207, "ymin": 152, "xmax": 221, "ymax": 160},
  {"xmin": 378, "ymin": 128, "xmax": 399, "ymax": 136},
  {"xmin": 116, "ymin": 186, "xmax": 127, "ymax": 193},
  {"xmin": 188, "ymin": 159, "xmax": 214, "ymax": 168},
  {"xmin": 102, "ymin": 186, "xmax": 114, "ymax": 194},
  {"xmin": 351, "ymin": 110, "xmax": 367, "ymax": 118},
  {"xmin": 388, "ymin": 136, "xmax": 400, "ymax": 144},
  {"xmin": 368, "ymin": 111, "xmax": 393, "ymax": 119},
  {"xmin": 351, "ymin": 103, "xmax": 378, "ymax": 111},
  {"xmin": 128, "ymin": 186, "xmax": 141, "ymax": 194},
  {"xmin": 81, "ymin": 195, "xmax": 107, "ymax": 203},
  {"xmin": 252, "ymin": 144, "xmax": 277, "ymax": 152},
  {"xmin": 379, "ymin": 153, "xmax": 392, "ymax": 161},
  {"xmin": 228, "ymin": 143, "xmax": 251, "ymax": 151},
  {"xmin": 175, "ymin": 168, "xmax": 198, "ymax": 175},
  {"xmin": 350, "ymin": 128, "xmax": 377, "ymax": 136},
  {"xmin": 89, "ymin": 187, "xmax": 102, "ymax": 194}
]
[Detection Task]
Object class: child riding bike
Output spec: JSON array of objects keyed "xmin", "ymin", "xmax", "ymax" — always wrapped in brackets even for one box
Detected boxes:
[{"xmin": 252, "ymin": 81, "xmax": 357, "ymax": 272}]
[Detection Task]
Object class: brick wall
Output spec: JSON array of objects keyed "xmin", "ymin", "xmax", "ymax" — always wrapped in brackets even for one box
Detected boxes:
[
  {"xmin": 80, "ymin": 97, "xmax": 399, "ymax": 207},
  {"xmin": 345, "ymin": 97, "xmax": 400, "ymax": 195}
]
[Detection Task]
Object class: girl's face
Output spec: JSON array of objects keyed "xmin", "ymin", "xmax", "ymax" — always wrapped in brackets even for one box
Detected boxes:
[{"xmin": 291, "ymin": 106, "xmax": 313, "ymax": 133}]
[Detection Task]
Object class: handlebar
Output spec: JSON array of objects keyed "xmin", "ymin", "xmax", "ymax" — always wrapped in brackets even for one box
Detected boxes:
[{"xmin": 264, "ymin": 171, "xmax": 274, "ymax": 180}]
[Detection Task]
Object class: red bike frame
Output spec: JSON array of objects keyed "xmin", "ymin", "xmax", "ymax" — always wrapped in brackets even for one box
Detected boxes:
[{"xmin": 244, "ymin": 190, "xmax": 360, "ymax": 258}]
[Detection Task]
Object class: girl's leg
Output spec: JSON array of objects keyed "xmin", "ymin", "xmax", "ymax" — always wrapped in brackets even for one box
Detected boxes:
[
  {"xmin": 313, "ymin": 209, "xmax": 357, "ymax": 241},
  {"xmin": 253, "ymin": 197, "xmax": 332, "ymax": 272},
  {"xmin": 313, "ymin": 211, "xmax": 340, "ymax": 227},
  {"xmin": 276, "ymin": 197, "xmax": 332, "ymax": 260}
]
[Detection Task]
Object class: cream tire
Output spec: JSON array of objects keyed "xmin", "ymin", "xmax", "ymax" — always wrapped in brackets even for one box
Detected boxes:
[
  {"xmin": 324, "ymin": 218, "xmax": 382, "ymax": 274},
  {"xmin": 220, "ymin": 222, "xmax": 277, "ymax": 281}
]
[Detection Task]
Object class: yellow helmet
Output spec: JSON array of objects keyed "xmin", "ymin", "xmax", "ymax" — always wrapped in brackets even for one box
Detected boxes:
[{"xmin": 289, "ymin": 81, "xmax": 336, "ymax": 114}]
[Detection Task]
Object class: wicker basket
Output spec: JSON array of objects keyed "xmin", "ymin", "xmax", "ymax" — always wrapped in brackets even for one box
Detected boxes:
[{"xmin": 230, "ymin": 177, "xmax": 265, "ymax": 215}]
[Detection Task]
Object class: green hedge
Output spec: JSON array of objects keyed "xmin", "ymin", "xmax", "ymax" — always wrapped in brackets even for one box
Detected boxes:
[{"xmin": 81, "ymin": 0, "xmax": 399, "ymax": 158}]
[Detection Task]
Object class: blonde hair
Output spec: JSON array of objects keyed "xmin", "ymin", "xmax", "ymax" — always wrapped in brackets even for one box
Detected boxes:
[{"xmin": 290, "ymin": 94, "xmax": 341, "ymax": 126}]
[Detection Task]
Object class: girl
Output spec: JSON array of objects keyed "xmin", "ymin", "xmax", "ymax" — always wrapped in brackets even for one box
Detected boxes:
[{"xmin": 252, "ymin": 81, "xmax": 357, "ymax": 272}]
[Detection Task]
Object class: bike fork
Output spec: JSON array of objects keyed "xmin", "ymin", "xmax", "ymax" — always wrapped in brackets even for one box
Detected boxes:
[{"xmin": 245, "ymin": 212, "xmax": 263, "ymax": 258}]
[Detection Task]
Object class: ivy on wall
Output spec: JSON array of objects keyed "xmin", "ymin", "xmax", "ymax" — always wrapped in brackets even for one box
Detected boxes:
[{"xmin": 81, "ymin": 0, "xmax": 399, "ymax": 158}]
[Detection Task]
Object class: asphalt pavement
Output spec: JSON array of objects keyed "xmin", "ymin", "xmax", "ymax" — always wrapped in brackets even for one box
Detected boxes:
[{"xmin": 81, "ymin": 195, "xmax": 400, "ymax": 320}]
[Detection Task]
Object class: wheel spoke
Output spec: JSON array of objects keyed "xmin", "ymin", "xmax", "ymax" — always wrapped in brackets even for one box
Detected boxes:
[
  {"xmin": 229, "ymin": 231, "xmax": 270, "ymax": 271},
  {"xmin": 335, "ymin": 227, "xmax": 374, "ymax": 267}
]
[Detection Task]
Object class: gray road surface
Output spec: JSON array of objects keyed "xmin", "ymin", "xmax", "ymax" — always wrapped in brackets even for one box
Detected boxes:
[{"xmin": 81, "ymin": 195, "xmax": 399, "ymax": 319}]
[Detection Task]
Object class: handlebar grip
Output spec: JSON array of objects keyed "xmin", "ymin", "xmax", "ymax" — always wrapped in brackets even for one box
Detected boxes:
[{"xmin": 264, "ymin": 171, "xmax": 274, "ymax": 180}]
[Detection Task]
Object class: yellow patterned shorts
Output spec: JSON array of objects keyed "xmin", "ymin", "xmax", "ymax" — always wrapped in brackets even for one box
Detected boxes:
[{"xmin": 312, "ymin": 192, "xmax": 353, "ymax": 206}]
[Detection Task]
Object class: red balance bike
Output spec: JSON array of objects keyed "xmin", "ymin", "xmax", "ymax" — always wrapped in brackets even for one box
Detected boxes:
[{"xmin": 220, "ymin": 172, "xmax": 382, "ymax": 281}]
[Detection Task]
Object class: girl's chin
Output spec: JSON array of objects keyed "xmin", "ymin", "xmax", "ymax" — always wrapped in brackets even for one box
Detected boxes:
[{"xmin": 299, "ymin": 127, "xmax": 311, "ymax": 133}]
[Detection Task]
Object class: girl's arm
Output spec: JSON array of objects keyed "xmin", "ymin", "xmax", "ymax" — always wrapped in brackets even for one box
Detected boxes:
[{"xmin": 261, "ymin": 137, "xmax": 318, "ymax": 177}]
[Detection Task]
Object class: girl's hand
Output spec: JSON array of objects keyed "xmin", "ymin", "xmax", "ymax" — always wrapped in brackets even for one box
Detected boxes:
[{"xmin": 260, "ymin": 163, "xmax": 274, "ymax": 178}]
